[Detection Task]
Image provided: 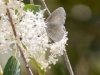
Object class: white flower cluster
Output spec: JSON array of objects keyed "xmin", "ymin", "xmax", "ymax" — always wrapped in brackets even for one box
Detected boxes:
[
  {"xmin": 0, "ymin": 0, "xmax": 68, "ymax": 70},
  {"xmin": 0, "ymin": 0, "xmax": 24, "ymax": 53}
]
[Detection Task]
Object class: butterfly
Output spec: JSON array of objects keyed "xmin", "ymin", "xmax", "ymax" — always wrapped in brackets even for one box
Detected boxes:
[{"xmin": 46, "ymin": 7, "xmax": 66, "ymax": 42}]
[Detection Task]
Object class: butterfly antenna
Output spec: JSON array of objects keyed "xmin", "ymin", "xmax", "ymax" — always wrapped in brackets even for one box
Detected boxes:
[{"xmin": 40, "ymin": 0, "xmax": 51, "ymax": 15}]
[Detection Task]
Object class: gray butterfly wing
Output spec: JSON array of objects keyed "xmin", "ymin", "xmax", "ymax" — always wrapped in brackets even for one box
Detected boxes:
[{"xmin": 46, "ymin": 7, "xmax": 66, "ymax": 42}]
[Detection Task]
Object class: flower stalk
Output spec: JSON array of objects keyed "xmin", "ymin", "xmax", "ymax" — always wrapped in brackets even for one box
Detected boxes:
[{"xmin": 63, "ymin": 50, "xmax": 74, "ymax": 75}]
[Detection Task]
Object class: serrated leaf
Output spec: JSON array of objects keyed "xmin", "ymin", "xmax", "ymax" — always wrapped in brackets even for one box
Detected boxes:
[
  {"xmin": 3, "ymin": 56, "xmax": 21, "ymax": 75},
  {"xmin": 24, "ymin": 4, "xmax": 40, "ymax": 13},
  {"xmin": 30, "ymin": 57, "xmax": 45, "ymax": 75}
]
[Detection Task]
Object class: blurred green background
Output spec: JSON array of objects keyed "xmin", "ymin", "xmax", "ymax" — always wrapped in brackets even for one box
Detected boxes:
[{"xmin": 1, "ymin": 0, "xmax": 100, "ymax": 75}]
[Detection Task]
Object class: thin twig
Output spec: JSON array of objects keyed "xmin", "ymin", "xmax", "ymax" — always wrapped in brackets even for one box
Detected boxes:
[
  {"xmin": 30, "ymin": 0, "xmax": 34, "ymax": 4},
  {"xmin": 6, "ymin": 8, "xmax": 33, "ymax": 75},
  {"xmin": 16, "ymin": 44, "xmax": 33, "ymax": 75},
  {"xmin": 6, "ymin": 8, "xmax": 17, "ymax": 37},
  {"xmin": 63, "ymin": 50, "xmax": 74, "ymax": 75},
  {"xmin": 40, "ymin": 0, "xmax": 51, "ymax": 15}
]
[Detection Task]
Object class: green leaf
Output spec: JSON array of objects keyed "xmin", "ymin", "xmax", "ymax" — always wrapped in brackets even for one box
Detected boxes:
[
  {"xmin": 30, "ymin": 57, "xmax": 45, "ymax": 75},
  {"xmin": 21, "ymin": 42, "xmax": 27, "ymax": 50},
  {"xmin": 3, "ymin": 56, "xmax": 21, "ymax": 75},
  {"xmin": 23, "ymin": 4, "xmax": 40, "ymax": 13}
]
